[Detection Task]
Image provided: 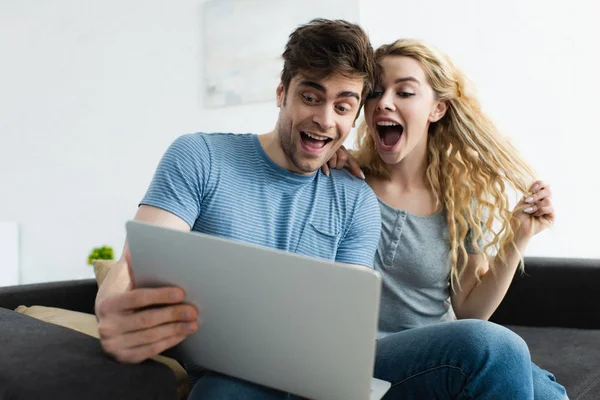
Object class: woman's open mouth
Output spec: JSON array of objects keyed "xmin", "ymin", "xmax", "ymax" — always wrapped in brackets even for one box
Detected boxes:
[{"xmin": 375, "ymin": 121, "xmax": 404, "ymax": 149}]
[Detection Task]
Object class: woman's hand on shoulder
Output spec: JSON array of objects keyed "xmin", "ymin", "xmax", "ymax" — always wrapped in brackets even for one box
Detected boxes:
[
  {"xmin": 513, "ymin": 180, "xmax": 555, "ymax": 240},
  {"xmin": 320, "ymin": 145, "xmax": 365, "ymax": 179}
]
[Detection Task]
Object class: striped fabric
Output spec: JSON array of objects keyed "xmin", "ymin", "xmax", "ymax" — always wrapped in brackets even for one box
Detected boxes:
[{"xmin": 141, "ymin": 133, "xmax": 381, "ymax": 268}]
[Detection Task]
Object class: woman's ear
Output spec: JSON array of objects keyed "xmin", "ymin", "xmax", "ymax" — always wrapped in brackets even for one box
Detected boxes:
[
  {"xmin": 429, "ymin": 101, "xmax": 447, "ymax": 123},
  {"xmin": 276, "ymin": 83, "xmax": 285, "ymax": 108}
]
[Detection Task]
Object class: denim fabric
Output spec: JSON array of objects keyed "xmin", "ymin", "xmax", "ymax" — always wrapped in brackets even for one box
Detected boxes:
[{"xmin": 186, "ymin": 319, "xmax": 568, "ymax": 399}]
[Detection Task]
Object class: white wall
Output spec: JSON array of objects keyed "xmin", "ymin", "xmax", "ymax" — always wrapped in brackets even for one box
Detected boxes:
[
  {"xmin": 1, "ymin": 0, "xmax": 598, "ymax": 284},
  {"xmin": 0, "ymin": 222, "xmax": 20, "ymax": 286},
  {"xmin": 0, "ymin": 0, "xmax": 277, "ymax": 283},
  {"xmin": 360, "ymin": 0, "xmax": 600, "ymax": 259}
]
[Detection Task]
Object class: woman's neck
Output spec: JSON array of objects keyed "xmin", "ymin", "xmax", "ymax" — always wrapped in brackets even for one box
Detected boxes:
[
  {"xmin": 367, "ymin": 137, "xmax": 440, "ymax": 216},
  {"xmin": 384, "ymin": 139, "xmax": 429, "ymax": 191}
]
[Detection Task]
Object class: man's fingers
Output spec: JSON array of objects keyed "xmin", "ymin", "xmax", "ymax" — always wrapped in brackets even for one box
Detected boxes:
[
  {"xmin": 112, "ymin": 334, "xmax": 189, "ymax": 364},
  {"xmin": 122, "ymin": 287, "xmax": 186, "ymax": 311},
  {"xmin": 114, "ymin": 303, "xmax": 197, "ymax": 333},
  {"xmin": 97, "ymin": 287, "xmax": 185, "ymax": 316},
  {"xmin": 114, "ymin": 320, "xmax": 198, "ymax": 349}
]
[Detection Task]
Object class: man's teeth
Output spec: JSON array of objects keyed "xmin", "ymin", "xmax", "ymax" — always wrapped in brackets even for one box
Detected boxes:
[
  {"xmin": 376, "ymin": 121, "xmax": 400, "ymax": 127},
  {"xmin": 304, "ymin": 132, "xmax": 329, "ymax": 141}
]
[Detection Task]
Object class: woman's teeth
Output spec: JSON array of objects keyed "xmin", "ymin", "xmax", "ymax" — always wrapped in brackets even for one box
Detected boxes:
[{"xmin": 376, "ymin": 121, "xmax": 400, "ymax": 127}]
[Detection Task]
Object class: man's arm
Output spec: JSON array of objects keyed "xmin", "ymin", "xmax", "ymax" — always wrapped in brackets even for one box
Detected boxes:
[
  {"xmin": 96, "ymin": 134, "xmax": 211, "ymax": 363},
  {"xmin": 95, "ymin": 205, "xmax": 199, "ymax": 364},
  {"xmin": 96, "ymin": 205, "xmax": 190, "ymax": 303}
]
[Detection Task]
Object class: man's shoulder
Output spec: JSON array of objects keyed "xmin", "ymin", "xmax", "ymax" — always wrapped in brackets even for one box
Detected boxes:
[
  {"xmin": 175, "ymin": 132, "xmax": 254, "ymax": 147},
  {"xmin": 324, "ymin": 169, "xmax": 379, "ymax": 221},
  {"xmin": 170, "ymin": 133, "xmax": 257, "ymax": 162},
  {"xmin": 328, "ymin": 169, "xmax": 375, "ymax": 198}
]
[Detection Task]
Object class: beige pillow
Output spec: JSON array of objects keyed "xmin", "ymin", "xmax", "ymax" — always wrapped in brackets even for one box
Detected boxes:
[
  {"xmin": 15, "ymin": 305, "xmax": 99, "ymax": 337},
  {"xmin": 15, "ymin": 306, "xmax": 190, "ymax": 398}
]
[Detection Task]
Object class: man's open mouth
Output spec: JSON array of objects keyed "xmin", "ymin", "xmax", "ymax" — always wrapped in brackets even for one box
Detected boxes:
[
  {"xmin": 376, "ymin": 121, "xmax": 404, "ymax": 148},
  {"xmin": 300, "ymin": 131, "xmax": 333, "ymax": 150}
]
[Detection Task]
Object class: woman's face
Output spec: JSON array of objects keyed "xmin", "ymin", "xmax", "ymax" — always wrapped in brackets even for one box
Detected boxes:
[{"xmin": 365, "ymin": 55, "xmax": 446, "ymax": 166}]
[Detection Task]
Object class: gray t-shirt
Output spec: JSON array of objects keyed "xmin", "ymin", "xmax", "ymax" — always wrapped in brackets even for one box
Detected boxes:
[{"xmin": 375, "ymin": 198, "xmax": 479, "ymax": 338}]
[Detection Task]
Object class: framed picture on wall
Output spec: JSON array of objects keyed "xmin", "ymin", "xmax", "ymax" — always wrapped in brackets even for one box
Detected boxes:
[{"xmin": 202, "ymin": 0, "xmax": 359, "ymax": 108}]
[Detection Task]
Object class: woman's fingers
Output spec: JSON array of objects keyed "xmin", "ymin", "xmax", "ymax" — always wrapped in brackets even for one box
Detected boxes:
[
  {"xmin": 524, "ymin": 187, "xmax": 551, "ymax": 205},
  {"xmin": 321, "ymin": 163, "xmax": 331, "ymax": 177}
]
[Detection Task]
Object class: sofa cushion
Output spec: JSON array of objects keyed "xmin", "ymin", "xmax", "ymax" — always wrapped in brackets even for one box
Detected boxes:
[
  {"xmin": 508, "ymin": 325, "xmax": 600, "ymax": 400},
  {"xmin": 15, "ymin": 305, "xmax": 190, "ymax": 399},
  {"xmin": 15, "ymin": 305, "xmax": 98, "ymax": 336},
  {"xmin": 0, "ymin": 307, "xmax": 178, "ymax": 399}
]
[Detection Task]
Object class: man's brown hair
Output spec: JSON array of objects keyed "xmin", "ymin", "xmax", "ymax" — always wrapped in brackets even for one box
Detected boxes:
[{"xmin": 281, "ymin": 18, "xmax": 374, "ymax": 106}]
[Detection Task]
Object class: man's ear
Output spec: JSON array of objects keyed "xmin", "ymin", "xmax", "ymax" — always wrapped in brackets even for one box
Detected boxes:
[
  {"xmin": 276, "ymin": 82, "xmax": 285, "ymax": 108},
  {"xmin": 429, "ymin": 101, "xmax": 447, "ymax": 123}
]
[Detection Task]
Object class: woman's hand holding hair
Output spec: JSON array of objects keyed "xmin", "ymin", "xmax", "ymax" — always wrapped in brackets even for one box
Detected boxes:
[
  {"xmin": 320, "ymin": 145, "xmax": 365, "ymax": 179},
  {"xmin": 512, "ymin": 180, "xmax": 555, "ymax": 241}
]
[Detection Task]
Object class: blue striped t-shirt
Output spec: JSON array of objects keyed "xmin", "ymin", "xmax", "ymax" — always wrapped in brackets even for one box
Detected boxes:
[{"xmin": 140, "ymin": 133, "xmax": 381, "ymax": 268}]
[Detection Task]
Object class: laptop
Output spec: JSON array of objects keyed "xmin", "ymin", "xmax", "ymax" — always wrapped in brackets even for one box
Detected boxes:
[{"xmin": 126, "ymin": 220, "xmax": 391, "ymax": 400}]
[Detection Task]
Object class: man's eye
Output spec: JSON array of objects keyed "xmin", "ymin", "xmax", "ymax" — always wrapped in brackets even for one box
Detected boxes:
[
  {"xmin": 303, "ymin": 94, "xmax": 317, "ymax": 103},
  {"xmin": 336, "ymin": 105, "xmax": 351, "ymax": 113}
]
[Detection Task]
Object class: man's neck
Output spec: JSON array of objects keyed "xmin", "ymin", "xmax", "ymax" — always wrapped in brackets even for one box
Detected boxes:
[
  {"xmin": 258, "ymin": 131, "xmax": 313, "ymax": 176},
  {"xmin": 258, "ymin": 131, "xmax": 289, "ymax": 169}
]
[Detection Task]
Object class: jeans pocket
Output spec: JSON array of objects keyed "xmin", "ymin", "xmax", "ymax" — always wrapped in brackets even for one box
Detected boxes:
[{"xmin": 295, "ymin": 220, "xmax": 340, "ymax": 260}]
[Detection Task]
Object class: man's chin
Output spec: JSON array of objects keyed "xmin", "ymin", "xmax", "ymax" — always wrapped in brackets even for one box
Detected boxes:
[{"xmin": 291, "ymin": 156, "xmax": 323, "ymax": 175}]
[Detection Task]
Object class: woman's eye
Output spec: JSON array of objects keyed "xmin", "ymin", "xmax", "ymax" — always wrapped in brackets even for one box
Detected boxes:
[
  {"xmin": 368, "ymin": 91, "xmax": 383, "ymax": 99},
  {"xmin": 398, "ymin": 92, "xmax": 415, "ymax": 98}
]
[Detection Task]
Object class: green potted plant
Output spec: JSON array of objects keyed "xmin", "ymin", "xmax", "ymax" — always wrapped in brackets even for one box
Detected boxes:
[{"xmin": 87, "ymin": 245, "xmax": 114, "ymax": 266}]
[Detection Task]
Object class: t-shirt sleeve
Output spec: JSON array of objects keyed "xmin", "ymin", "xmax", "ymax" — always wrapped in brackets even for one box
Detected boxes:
[
  {"xmin": 140, "ymin": 134, "xmax": 211, "ymax": 228},
  {"xmin": 335, "ymin": 186, "xmax": 382, "ymax": 268}
]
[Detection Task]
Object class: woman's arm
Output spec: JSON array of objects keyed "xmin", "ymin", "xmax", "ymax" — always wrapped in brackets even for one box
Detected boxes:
[{"xmin": 451, "ymin": 181, "xmax": 554, "ymax": 320}]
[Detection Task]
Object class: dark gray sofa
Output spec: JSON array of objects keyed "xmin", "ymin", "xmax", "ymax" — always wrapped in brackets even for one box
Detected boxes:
[
  {"xmin": 1, "ymin": 257, "xmax": 599, "ymax": 399},
  {"xmin": 490, "ymin": 257, "xmax": 600, "ymax": 400}
]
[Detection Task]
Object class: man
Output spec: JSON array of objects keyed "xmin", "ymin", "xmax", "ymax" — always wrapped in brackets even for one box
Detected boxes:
[{"xmin": 95, "ymin": 18, "xmax": 381, "ymax": 398}]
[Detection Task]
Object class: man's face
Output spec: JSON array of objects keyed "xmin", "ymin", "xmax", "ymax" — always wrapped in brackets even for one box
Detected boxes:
[{"xmin": 275, "ymin": 73, "xmax": 364, "ymax": 174}]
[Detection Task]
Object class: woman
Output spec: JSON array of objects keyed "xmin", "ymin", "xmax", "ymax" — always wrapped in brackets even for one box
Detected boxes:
[{"xmin": 325, "ymin": 39, "xmax": 567, "ymax": 399}]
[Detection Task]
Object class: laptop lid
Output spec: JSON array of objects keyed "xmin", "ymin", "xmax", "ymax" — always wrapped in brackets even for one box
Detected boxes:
[{"xmin": 126, "ymin": 220, "xmax": 382, "ymax": 400}]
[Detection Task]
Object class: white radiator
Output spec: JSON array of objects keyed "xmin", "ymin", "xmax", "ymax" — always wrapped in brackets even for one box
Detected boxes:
[{"xmin": 0, "ymin": 222, "xmax": 20, "ymax": 286}]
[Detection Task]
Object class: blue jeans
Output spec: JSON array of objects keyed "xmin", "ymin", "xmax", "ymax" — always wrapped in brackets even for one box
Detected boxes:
[{"xmin": 187, "ymin": 320, "xmax": 567, "ymax": 399}]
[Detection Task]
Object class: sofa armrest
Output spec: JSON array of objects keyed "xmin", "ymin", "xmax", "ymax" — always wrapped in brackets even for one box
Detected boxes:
[
  {"xmin": 490, "ymin": 257, "xmax": 600, "ymax": 329},
  {"xmin": 0, "ymin": 279, "xmax": 97, "ymax": 314}
]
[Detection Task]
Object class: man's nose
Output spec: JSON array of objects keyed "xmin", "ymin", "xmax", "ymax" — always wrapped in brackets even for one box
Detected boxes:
[{"xmin": 313, "ymin": 106, "xmax": 336, "ymax": 131}]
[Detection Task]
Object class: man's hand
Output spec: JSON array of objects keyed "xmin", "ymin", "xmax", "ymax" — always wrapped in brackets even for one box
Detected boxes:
[{"xmin": 96, "ymin": 286, "xmax": 199, "ymax": 364}]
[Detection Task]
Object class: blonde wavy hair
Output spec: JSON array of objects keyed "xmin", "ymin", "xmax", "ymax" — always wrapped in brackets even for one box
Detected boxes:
[{"xmin": 354, "ymin": 39, "xmax": 537, "ymax": 288}]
